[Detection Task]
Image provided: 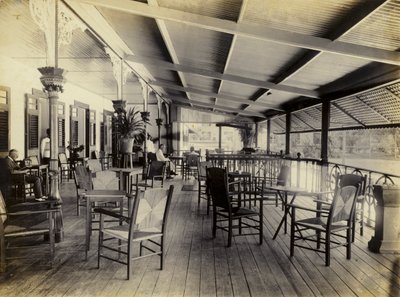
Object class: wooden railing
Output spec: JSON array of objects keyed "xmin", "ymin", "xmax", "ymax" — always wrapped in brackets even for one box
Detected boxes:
[{"xmin": 206, "ymin": 153, "xmax": 400, "ymax": 228}]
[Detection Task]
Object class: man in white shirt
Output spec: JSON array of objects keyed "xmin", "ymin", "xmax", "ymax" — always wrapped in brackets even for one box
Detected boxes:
[
  {"xmin": 156, "ymin": 144, "xmax": 176, "ymax": 174},
  {"xmin": 146, "ymin": 134, "xmax": 155, "ymax": 154},
  {"xmin": 40, "ymin": 128, "xmax": 51, "ymax": 165}
]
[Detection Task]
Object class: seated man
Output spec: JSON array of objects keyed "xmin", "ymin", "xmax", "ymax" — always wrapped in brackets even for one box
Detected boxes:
[
  {"xmin": 155, "ymin": 144, "xmax": 176, "ymax": 175},
  {"xmin": 188, "ymin": 146, "xmax": 199, "ymax": 156},
  {"xmin": 4, "ymin": 149, "xmax": 46, "ymax": 200}
]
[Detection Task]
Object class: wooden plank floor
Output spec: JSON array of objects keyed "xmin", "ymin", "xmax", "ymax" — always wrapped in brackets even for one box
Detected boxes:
[{"xmin": 0, "ymin": 177, "xmax": 399, "ymax": 297}]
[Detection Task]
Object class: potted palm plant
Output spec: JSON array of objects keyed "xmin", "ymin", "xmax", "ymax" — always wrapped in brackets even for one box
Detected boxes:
[
  {"xmin": 238, "ymin": 125, "xmax": 255, "ymax": 153},
  {"xmin": 118, "ymin": 107, "xmax": 147, "ymax": 153}
]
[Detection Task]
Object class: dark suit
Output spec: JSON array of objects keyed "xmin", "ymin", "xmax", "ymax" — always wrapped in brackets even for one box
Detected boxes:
[{"xmin": 4, "ymin": 156, "xmax": 43, "ymax": 198}]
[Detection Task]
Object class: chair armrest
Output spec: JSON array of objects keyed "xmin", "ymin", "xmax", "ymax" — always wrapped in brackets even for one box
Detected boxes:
[
  {"xmin": 287, "ymin": 204, "xmax": 330, "ymax": 214},
  {"xmin": 94, "ymin": 208, "xmax": 130, "ymax": 223}
]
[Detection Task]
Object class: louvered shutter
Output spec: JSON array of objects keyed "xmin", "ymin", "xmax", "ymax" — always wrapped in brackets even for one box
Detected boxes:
[{"xmin": 0, "ymin": 110, "xmax": 8, "ymax": 151}]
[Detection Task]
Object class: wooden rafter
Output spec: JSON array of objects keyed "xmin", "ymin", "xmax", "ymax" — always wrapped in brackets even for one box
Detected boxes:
[
  {"xmin": 77, "ymin": 0, "xmax": 400, "ymax": 65},
  {"xmin": 125, "ymin": 55, "xmax": 319, "ymax": 99},
  {"xmin": 149, "ymin": 80, "xmax": 283, "ymax": 111}
]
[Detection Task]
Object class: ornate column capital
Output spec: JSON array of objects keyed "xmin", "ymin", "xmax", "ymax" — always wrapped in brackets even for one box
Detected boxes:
[
  {"xmin": 112, "ymin": 99, "xmax": 126, "ymax": 114},
  {"xmin": 156, "ymin": 118, "xmax": 163, "ymax": 126},
  {"xmin": 141, "ymin": 111, "xmax": 150, "ymax": 122},
  {"xmin": 38, "ymin": 66, "xmax": 66, "ymax": 93}
]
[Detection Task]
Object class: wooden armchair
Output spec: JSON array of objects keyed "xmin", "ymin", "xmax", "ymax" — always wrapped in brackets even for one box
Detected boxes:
[
  {"xmin": 197, "ymin": 161, "xmax": 212, "ymax": 214},
  {"xmin": 206, "ymin": 167, "xmax": 263, "ymax": 247},
  {"xmin": 289, "ymin": 184, "xmax": 360, "ymax": 266},
  {"xmin": 133, "ymin": 161, "xmax": 166, "ymax": 193},
  {"xmin": 58, "ymin": 153, "xmax": 72, "ymax": 182},
  {"xmin": 96, "ymin": 186, "xmax": 174, "ymax": 280},
  {"xmin": 0, "ymin": 191, "xmax": 58, "ymax": 273}
]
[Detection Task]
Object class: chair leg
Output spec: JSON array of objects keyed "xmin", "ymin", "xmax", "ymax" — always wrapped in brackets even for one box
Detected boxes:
[
  {"xmin": 49, "ymin": 213, "xmax": 55, "ymax": 268},
  {"xmin": 346, "ymin": 228, "xmax": 352, "ymax": 260},
  {"xmin": 228, "ymin": 217, "xmax": 232, "ymax": 247},
  {"xmin": 325, "ymin": 232, "xmax": 331, "ymax": 266},
  {"xmin": 212, "ymin": 210, "xmax": 217, "ymax": 238},
  {"xmin": 0, "ymin": 237, "xmax": 6, "ymax": 273},
  {"xmin": 160, "ymin": 236, "xmax": 164, "ymax": 270},
  {"xmin": 360, "ymin": 203, "xmax": 365, "ymax": 236},
  {"xmin": 127, "ymin": 243, "xmax": 133, "ymax": 280},
  {"xmin": 316, "ymin": 230, "xmax": 321, "ymax": 249},
  {"xmin": 290, "ymin": 208, "xmax": 295, "ymax": 257},
  {"xmin": 259, "ymin": 213, "xmax": 263, "ymax": 245}
]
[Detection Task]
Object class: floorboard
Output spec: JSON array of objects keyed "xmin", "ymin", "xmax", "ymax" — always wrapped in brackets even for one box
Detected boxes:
[{"xmin": 0, "ymin": 177, "xmax": 399, "ymax": 297}]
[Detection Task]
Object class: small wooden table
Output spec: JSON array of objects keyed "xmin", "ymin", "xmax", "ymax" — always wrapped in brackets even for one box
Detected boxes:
[
  {"xmin": 264, "ymin": 185, "xmax": 324, "ymax": 239},
  {"xmin": 83, "ymin": 190, "xmax": 131, "ymax": 259},
  {"xmin": 109, "ymin": 167, "xmax": 142, "ymax": 193}
]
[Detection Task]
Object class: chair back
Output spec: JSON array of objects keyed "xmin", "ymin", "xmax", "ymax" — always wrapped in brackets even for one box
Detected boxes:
[
  {"xmin": 27, "ymin": 156, "xmax": 39, "ymax": 166},
  {"xmin": 92, "ymin": 171, "xmax": 119, "ymax": 190},
  {"xmin": 186, "ymin": 154, "xmax": 199, "ymax": 167},
  {"xmin": 147, "ymin": 161, "xmax": 166, "ymax": 179},
  {"xmin": 147, "ymin": 152, "xmax": 157, "ymax": 163},
  {"xmin": 338, "ymin": 174, "xmax": 366, "ymax": 196},
  {"xmin": 74, "ymin": 165, "xmax": 92, "ymax": 191},
  {"xmin": 0, "ymin": 191, "xmax": 7, "ymax": 226},
  {"xmin": 206, "ymin": 167, "xmax": 231, "ymax": 210},
  {"xmin": 198, "ymin": 161, "xmax": 212, "ymax": 179},
  {"xmin": 276, "ymin": 165, "xmax": 290, "ymax": 186},
  {"xmin": 0, "ymin": 158, "xmax": 11, "ymax": 200},
  {"xmin": 87, "ymin": 159, "xmax": 103, "ymax": 173},
  {"xmin": 92, "ymin": 150, "xmax": 100, "ymax": 159},
  {"xmin": 129, "ymin": 185, "xmax": 174, "ymax": 236},
  {"xmin": 329, "ymin": 185, "xmax": 359, "ymax": 225},
  {"xmin": 58, "ymin": 153, "xmax": 68, "ymax": 165}
]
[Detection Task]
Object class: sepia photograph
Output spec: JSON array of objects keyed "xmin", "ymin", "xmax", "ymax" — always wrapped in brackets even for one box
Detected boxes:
[{"xmin": 0, "ymin": 0, "xmax": 399, "ymax": 296}]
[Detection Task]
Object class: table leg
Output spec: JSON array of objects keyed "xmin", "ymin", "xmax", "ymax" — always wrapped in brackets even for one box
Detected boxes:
[
  {"xmin": 85, "ymin": 197, "xmax": 90, "ymax": 260},
  {"xmin": 273, "ymin": 192, "xmax": 297, "ymax": 240}
]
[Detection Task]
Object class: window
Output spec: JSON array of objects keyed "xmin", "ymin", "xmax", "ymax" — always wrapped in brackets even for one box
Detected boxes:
[{"xmin": 26, "ymin": 94, "xmax": 39, "ymax": 152}]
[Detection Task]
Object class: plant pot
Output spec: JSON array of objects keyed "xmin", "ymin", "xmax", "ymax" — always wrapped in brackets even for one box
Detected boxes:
[{"xmin": 120, "ymin": 138, "xmax": 134, "ymax": 153}]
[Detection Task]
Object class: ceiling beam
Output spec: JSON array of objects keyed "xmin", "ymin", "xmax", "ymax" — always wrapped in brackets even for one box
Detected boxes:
[
  {"xmin": 149, "ymin": 80, "xmax": 283, "ymax": 111},
  {"xmin": 214, "ymin": 0, "xmax": 248, "ymax": 110},
  {"xmin": 242, "ymin": 0, "xmax": 390, "ymax": 112},
  {"xmin": 147, "ymin": 0, "xmax": 192, "ymax": 105},
  {"xmin": 77, "ymin": 0, "xmax": 400, "ymax": 65},
  {"xmin": 125, "ymin": 55, "xmax": 319, "ymax": 99},
  {"xmin": 170, "ymin": 97, "xmax": 266, "ymax": 118}
]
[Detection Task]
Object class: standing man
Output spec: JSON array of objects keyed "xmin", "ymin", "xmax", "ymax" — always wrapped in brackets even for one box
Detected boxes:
[{"xmin": 41, "ymin": 128, "xmax": 51, "ymax": 165}]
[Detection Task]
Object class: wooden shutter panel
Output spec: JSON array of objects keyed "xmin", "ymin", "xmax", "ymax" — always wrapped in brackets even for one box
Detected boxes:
[
  {"xmin": 29, "ymin": 114, "xmax": 39, "ymax": 149},
  {"xmin": 100, "ymin": 122, "xmax": 104, "ymax": 151},
  {"xmin": 71, "ymin": 120, "xmax": 78, "ymax": 147},
  {"xmin": 58, "ymin": 118, "xmax": 65, "ymax": 147},
  {"xmin": 0, "ymin": 110, "xmax": 8, "ymax": 151}
]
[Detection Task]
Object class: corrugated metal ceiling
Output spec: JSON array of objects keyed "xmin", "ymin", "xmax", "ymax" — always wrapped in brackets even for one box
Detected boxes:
[{"xmin": 1, "ymin": 0, "xmax": 399, "ymax": 128}]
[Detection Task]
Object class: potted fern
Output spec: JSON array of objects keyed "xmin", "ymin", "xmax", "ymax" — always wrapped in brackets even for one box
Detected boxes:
[
  {"xmin": 238, "ymin": 125, "xmax": 255, "ymax": 153},
  {"xmin": 118, "ymin": 107, "xmax": 147, "ymax": 153}
]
